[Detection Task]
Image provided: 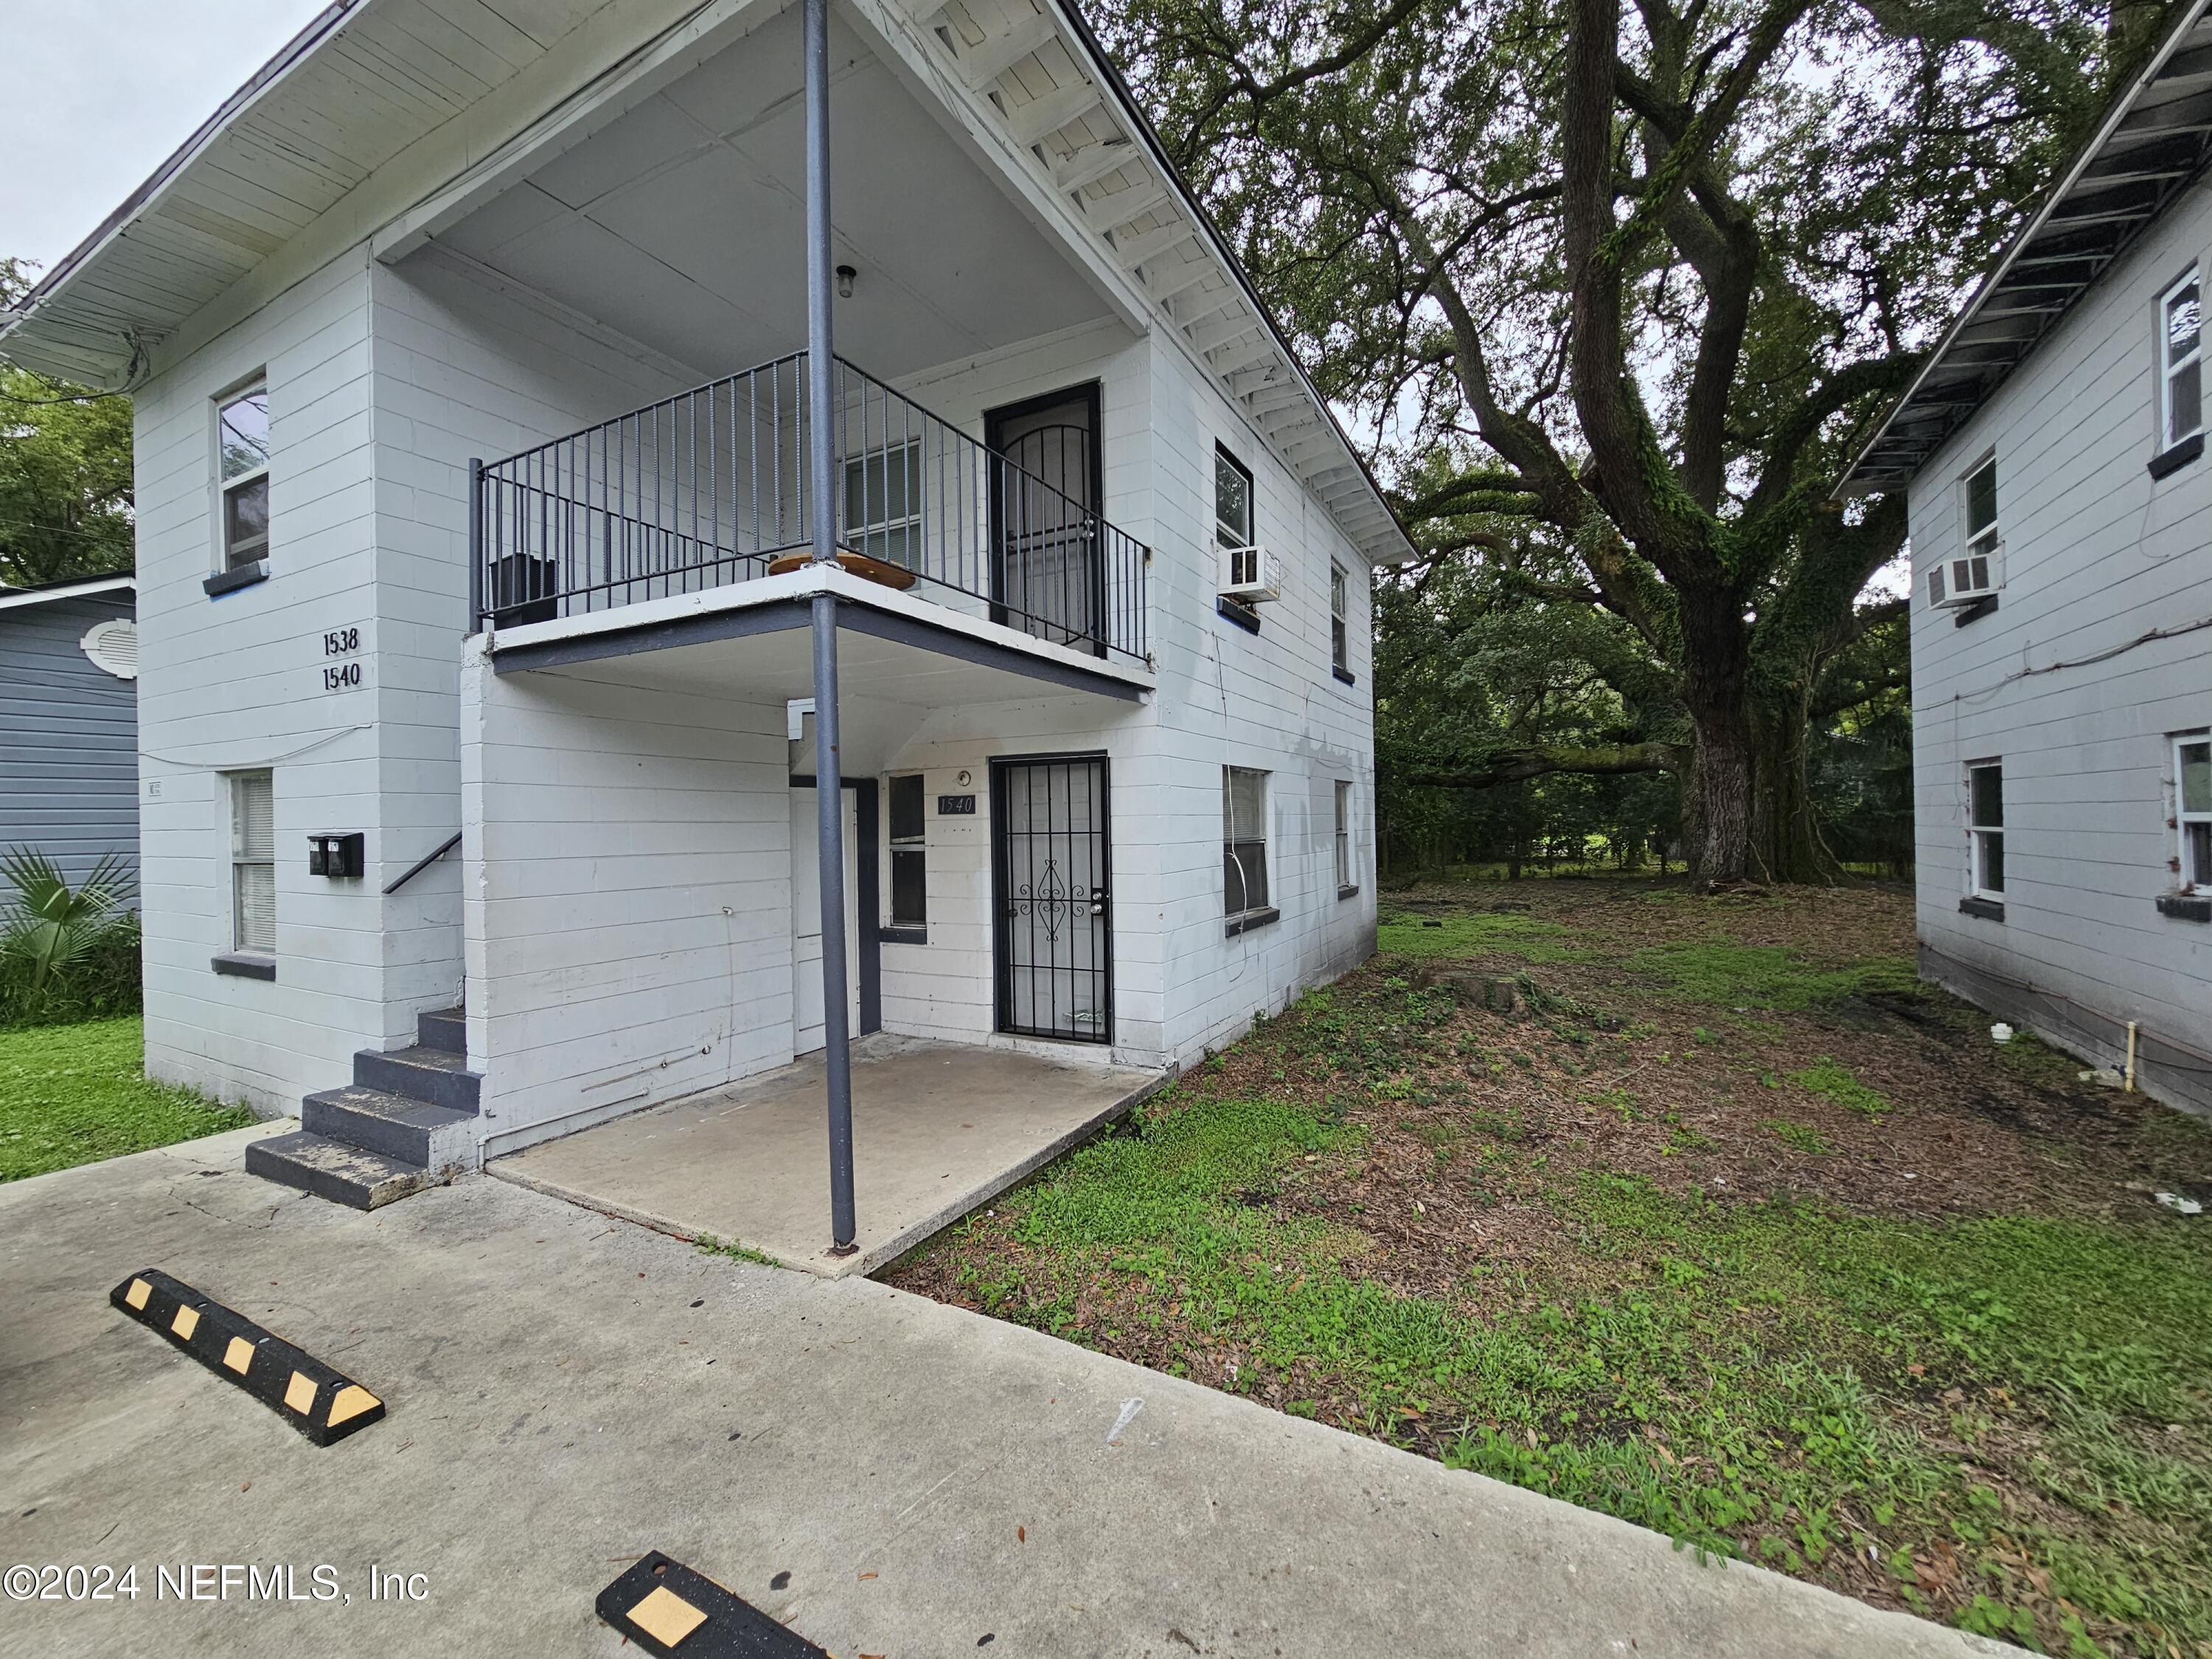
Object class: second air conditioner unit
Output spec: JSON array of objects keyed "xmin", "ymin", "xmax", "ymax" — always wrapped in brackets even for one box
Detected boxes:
[
  {"xmin": 1927, "ymin": 543, "xmax": 2000, "ymax": 608},
  {"xmin": 1218, "ymin": 544, "xmax": 1281, "ymax": 603}
]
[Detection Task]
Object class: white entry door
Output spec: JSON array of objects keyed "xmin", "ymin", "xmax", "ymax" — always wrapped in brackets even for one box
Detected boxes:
[{"xmin": 791, "ymin": 786, "xmax": 861, "ymax": 1056}]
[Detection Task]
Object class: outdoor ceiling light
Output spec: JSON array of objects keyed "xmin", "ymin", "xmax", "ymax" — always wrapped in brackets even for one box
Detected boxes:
[{"xmin": 836, "ymin": 264, "xmax": 857, "ymax": 299}]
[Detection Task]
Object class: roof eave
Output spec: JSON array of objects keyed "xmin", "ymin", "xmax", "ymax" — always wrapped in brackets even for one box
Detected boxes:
[{"xmin": 1838, "ymin": 0, "xmax": 2212, "ymax": 495}]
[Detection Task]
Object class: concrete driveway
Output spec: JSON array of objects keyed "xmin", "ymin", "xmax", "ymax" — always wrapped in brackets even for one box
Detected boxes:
[{"xmin": 1, "ymin": 1124, "xmax": 1997, "ymax": 1658}]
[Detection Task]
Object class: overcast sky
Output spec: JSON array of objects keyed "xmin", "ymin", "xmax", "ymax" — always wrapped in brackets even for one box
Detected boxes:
[{"xmin": 4, "ymin": 1, "xmax": 335, "ymax": 276}]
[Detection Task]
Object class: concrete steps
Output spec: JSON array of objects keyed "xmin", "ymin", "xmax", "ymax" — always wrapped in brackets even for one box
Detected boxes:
[
  {"xmin": 248, "ymin": 1007, "xmax": 480, "ymax": 1209},
  {"xmin": 302, "ymin": 1085, "xmax": 476, "ymax": 1169},
  {"xmin": 246, "ymin": 1132, "xmax": 448, "ymax": 1211}
]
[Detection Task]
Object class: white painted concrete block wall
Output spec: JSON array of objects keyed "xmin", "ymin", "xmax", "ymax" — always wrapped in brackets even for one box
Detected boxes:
[
  {"xmin": 133, "ymin": 234, "xmax": 1379, "ymax": 1121},
  {"xmin": 369, "ymin": 250, "xmax": 691, "ymax": 1046},
  {"xmin": 1908, "ymin": 183, "xmax": 2212, "ymax": 1057},
  {"xmin": 133, "ymin": 233, "xmax": 701, "ymax": 1113},
  {"xmin": 1142, "ymin": 336, "xmax": 1377, "ymax": 1062},
  {"xmin": 869, "ymin": 327, "xmax": 1377, "ymax": 1073},
  {"xmin": 134, "ymin": 251, "xmax": 390, "ymax": 1112},
  {"xmin": 462, "ymin": 648, "xmax": 796, "ymax": 1154}
]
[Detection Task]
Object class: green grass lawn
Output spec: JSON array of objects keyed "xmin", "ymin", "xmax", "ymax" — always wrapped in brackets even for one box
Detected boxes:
[
  {"xmin": 0, "ymin": 1018, "xmax": 257, "ymax": 1182},
  {"xmin": 893, "ymin": 883, "xmax": 2212, "ymax": 1658}
]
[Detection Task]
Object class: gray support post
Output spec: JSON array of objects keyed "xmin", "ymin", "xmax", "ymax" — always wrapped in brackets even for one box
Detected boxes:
[
  {"xmin": 804, "ymin": 0, "xmax": 858, "ymax": 1254},
  {"xmin": 467, "ymin": 458, "xmax": 484, "ymax": 630}
]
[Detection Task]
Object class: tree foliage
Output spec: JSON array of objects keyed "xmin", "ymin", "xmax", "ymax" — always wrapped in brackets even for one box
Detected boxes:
[
  {"xmin": 0, "ymin": 257, "xmax": 134, "ymax": 588},
  {"xmin": 1096, "ymin": 0, "xmax": 2160, "ymax": 878}
]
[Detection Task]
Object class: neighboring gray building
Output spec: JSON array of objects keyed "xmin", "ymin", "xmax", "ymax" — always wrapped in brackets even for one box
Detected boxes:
[
  {"xmin": 1843, "ymin": 1, "xmax": 2212, "ymax": 1116},
  {"xmin": 0, "ymin": 576, "xmax": 140, "ymax": 894}
]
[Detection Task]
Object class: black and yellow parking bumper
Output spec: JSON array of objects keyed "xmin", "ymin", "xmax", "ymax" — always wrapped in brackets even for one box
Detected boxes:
[
  {"xmin": 596, "ymin": 1552, "xmax": 831, "ymax": 1657},
  {"xmin": 108, "ymin": 1268, "xmax": 385, "ymax": 1447}
]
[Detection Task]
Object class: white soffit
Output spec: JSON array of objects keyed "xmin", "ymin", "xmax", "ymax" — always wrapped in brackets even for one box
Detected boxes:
[{"xmin": 881, "ymin": 0, "xmax": 1414, "ymax": 564}]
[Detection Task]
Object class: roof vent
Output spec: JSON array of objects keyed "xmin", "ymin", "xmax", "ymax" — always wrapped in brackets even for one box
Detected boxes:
[{"xmin": 81, "ymin": 617, "xmax": 139, "ymax": 680}]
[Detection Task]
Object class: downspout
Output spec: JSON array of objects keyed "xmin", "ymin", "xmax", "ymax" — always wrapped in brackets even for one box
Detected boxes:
[{"xmin": 804, "ymin": 0, "xmax": 859, "ymax": 1256}]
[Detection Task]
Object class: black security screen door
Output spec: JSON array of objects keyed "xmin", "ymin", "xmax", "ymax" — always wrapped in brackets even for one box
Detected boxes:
[
  {"xmin": 984, "ymin": 385, "xmax": 1104, "ymax": 657},
  {"xmin": 992, "ymin": 755, "xmax": 1112, "ymax": 1043}
]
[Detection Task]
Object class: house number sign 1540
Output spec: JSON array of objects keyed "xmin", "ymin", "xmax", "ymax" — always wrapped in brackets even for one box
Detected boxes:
[{"xmin": 322, "ymin": 625, "xmax": 364, "ymax": 692}]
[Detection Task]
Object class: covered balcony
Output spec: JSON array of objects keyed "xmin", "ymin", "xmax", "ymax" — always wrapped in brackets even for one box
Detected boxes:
[{"xmin": 471, "ymin": 350, "xmax": 1151, "ymax": 703}]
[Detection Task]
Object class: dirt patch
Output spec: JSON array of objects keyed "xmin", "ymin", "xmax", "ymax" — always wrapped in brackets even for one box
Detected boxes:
[{"xmin": 888, "ymin": 879, "xmax": 2212, "ymax": 1656}]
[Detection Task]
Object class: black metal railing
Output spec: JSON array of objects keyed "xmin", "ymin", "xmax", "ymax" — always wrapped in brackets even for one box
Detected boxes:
[{"xmin": 472, "ymin": 352, "xmax": 1148, "ymax": 666}]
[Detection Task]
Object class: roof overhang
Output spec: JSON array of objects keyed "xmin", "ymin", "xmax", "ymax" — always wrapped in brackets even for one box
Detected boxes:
[
  {"xmin": 0, "ymin": 0, "xmax": 1414, "ymax": 566},
  {"xmin": 1840, "ymin": 0, "xmax": 2212, "ymax": 495},
  {"xmin": 0, "ymin": 576, "xmax": 137, "ymax": 613}
]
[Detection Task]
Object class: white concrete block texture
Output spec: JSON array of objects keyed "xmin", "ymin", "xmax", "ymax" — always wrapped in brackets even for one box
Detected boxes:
[
  {"xmin": 1905, "ymin": 181, "xmax": 2212, "ymax": 1110},
  {"xmin": 130, "ymin": 126, "xmax": 1378, "ymax": 1148}
]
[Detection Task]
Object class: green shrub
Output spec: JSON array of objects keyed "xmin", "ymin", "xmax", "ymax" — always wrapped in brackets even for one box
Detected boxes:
[{"xmin": 0, "ymin": 851, "xmax": 142, "ymax": 1028}]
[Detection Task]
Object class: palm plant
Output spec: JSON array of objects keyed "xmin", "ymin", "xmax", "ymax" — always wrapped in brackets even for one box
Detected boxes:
[{"xmin": 0, "ymin": 849, "xmax": 128, "ymax": 998}]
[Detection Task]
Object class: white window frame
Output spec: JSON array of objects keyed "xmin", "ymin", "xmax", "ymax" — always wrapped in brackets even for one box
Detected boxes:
[
  {"xmin": 229, "ymin": 770, "xmax": 276, "ymax": 956},
  {"xmin": 1961, "ymin": 452, "xmax": 1998, "ymax": 566},
  {"xmin": 1335, "ymin": 779, "xmax": 1356, "ymax": 895},
  {"xmin": 886, "ymin": 772, "xmax": 927, "ymax": 930},
  {"xmin": 1215, "ymin": 443, "xmax": 1254, "ymax": 560},
  {"xmin": 2177, "ymin": 734, "xmax": 2211, "ymax": 891},
  {"xmin": 1223, "ymin": 765, "xmax": 1270, "ymax": 925},
  {"xmin": 214, "ymin": 380, "xmax": 271, "ymax": 572},
  {"xmin": 2160, "ymin": 266, "xmax": 2203, "ymax": 451},
  {"xmin": 844, "ymin": 437, "xmax": 923, "ymax": 566},
  {"xmin": 1330, "ymin": 562, "xmax": 1349, "ymax": 674},
  {"xmin": 1966, "ymin": 760, "xmax": 2005, "ymax": 902}
]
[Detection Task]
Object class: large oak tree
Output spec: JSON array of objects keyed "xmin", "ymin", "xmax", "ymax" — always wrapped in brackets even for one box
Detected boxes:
[{"xmin": 1101, "ymin": 0, "xmax": 2162, "ymax": 878}]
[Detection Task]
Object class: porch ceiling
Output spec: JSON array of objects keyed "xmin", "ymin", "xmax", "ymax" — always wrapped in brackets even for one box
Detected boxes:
[{"xmin": 425, "ymin": 1, "xmax": 1113, "ymax": 380}]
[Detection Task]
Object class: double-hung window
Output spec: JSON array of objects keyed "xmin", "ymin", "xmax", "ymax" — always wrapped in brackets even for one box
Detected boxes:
[
  {"xmin": 1967, "ymin": 762, "xmax": 2005, "ymax": 902},
  {"xmin": 218, "ymin": 383, "xmax": 271, "ymax": 571},
  {"xmin": 1335, "ymin": 779, "xmax": 1355, "ymax": 894},
  {"xmin": 1216, "ymin": 445, "xmax": 1256, "ymax": 581},
  {"xmin": 888, "ymin": 773, "xmax": 926, "ymax": 930},
  {"xmin": 2178, "ymin": 737, "xmax": 2211, "ymax": 890},
  {"xmin": 230, "ymin": 771, "xmax": 276, "ymax": 956},
  {"xmin": 844, "ymin": 439, "xmax": 922, "ymax": 566},
  {"xmin": 1961, "ymin": 456, "xmax": 1998, "ymax": 587},
  {"xmin": 1330, "ymin": 563, "xmax": 1349, "ymax": 675},
  {"xmin": 1223, "ymin": 765, "xmax": 1270, "ymax": 925},
  {"xmin": 2161, "ymin": 267, "xmax": 2203, "ymax": 451}
]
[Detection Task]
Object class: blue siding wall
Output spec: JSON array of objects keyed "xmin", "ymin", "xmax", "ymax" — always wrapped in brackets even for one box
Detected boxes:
[{"xmin": 0, "ymin": 594, "xmax": 140, "ymax": 894}]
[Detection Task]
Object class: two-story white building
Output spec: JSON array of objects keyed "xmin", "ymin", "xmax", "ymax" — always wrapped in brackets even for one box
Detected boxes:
[
  {"xmin": 0, "ymin": 0, "xmax": 1409, "ymax": 1245},
  {"xmin": 1843, "ymin": 0, "xmax": 2212, "ymax": 1118}
]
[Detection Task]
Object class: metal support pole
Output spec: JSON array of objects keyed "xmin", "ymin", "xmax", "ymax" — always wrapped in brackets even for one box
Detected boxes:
[
  {"xmin": 467, "ymin": 458, "xmax": 484, "ymax": 630},
  {"xmin": 804, "ymin": 0, "xmax": 858, "ymax": 1254}
]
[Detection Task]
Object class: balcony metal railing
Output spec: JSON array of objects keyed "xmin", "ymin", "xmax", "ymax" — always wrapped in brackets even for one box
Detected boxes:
[{"xmin": 472, "ymin": 352, "xmax": 1148, "ymax": 667}]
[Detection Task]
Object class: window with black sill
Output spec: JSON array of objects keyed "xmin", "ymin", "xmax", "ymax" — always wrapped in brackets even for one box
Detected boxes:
[
  {"xmin": 1223, "ymin": 765, "xmax": 1271, "ymax": 929},
  {"xmin": 888, "ymin": 774, "xmax": 925, "ymax": 931}
]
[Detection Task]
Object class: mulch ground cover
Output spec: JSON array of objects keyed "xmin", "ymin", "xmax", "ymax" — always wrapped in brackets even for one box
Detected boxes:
[{"xmin": 888, "ymin": 878, "xmax": 2212, "ymax": 1658}]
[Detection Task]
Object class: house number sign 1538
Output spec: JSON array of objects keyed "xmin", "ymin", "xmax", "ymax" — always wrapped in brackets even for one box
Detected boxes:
[{"xmin": 322, "ymin": 625, "xmax": 364, "ymax": 692}]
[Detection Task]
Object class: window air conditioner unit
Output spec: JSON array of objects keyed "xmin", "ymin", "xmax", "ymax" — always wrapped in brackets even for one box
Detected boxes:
[
  {"xmin": 1927, "ymin": 546, "xmax": 2000, "ymax": 608},
  {"xmin": 1218, "ymin": 543, "xmax": 1281, "ymax": 603}
]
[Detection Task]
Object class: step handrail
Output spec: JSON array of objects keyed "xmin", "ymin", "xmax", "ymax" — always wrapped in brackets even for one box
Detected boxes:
[{"xmin": 383, "ymin": 832, "xmax": 462, "ymax": 896}]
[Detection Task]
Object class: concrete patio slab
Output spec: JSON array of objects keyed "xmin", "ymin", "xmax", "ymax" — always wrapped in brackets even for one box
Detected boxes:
[
  {"xmin": 0, "ymin": 1127, "xmax": 2000, "ymax": 1659},
  {"xmin": 489, "ymin": 1034, "xmax": 1166, "ymax": 1276}
]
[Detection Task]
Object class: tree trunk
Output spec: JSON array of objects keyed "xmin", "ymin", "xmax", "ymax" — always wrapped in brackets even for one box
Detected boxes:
[
  {"xmin": 1679, "ymin": 593, "xmax": 1756, "ymax": 883},
  {"xmin": 1749, "ymin": 691, "xmax": 1832, "ymax": 883},
  {"xmin": 1686, "ymin": 710, "xmax": 1752, "ymax": 882}
]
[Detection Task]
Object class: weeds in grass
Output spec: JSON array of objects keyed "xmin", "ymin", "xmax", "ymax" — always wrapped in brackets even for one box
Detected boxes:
[
  {"xmin": 1630, "ymin": 942, "xmax": 1916, "ymax": 1010},
  {"xmin": 1377, "ymin": 912, "xmax": 1586, "ymax": 963},
  {"xmin": 897, "ymin": 894, "xmax": 2212, "ymax": 1656},
  {"xmin": 695, "ymin": 1235, "xmax": 784, "ymax": 1267},
  {"xmin": 1765, "ymin": 1118, "xmax": 1837, "ymax": 1155},
  {"xmin": 1, "ymin": 1018, "xmax": 254, "ymax": 1180},
  {"xmin": 1792, "ymin": 1057, "xmax": 1893, "ymax": 1119},
  {"xmin": 923, "ymin": 1083, "xmax": 2212, "ymax": 1656}
]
